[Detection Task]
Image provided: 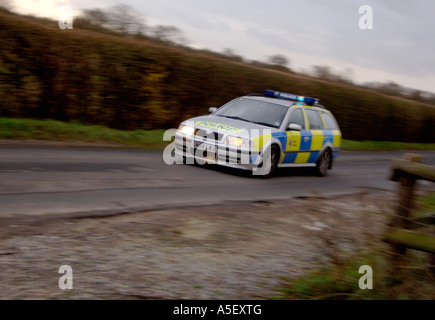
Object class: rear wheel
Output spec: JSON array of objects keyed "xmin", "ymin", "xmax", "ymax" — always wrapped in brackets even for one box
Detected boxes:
[{"xmin": 315, "ymin": 148, "xmax": 332, "ymax": 177}]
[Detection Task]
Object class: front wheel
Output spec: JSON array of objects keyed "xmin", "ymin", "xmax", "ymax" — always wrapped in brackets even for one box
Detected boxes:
[
  {"xmin": 315, "ymin": 148, "xmax": 332, "ymax": 177},
  {"xmin": 258, "ymin": 145, "xmax": 279, "ymax": 178}
]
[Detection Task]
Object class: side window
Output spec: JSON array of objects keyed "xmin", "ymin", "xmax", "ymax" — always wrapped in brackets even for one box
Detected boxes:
[
  {"xmin": 305, "ymin": 109, "xmax": 323, "ymax": 130},
  {"xmin": 321, "ymin": 112, "xmax": 338, "ymax": 130},
  {"xmin": 288, "ymin": 109, "xmax": 305, "ymax": 129}
]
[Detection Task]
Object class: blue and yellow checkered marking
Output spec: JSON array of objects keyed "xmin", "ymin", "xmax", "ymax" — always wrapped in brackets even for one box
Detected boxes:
[
  {"xmin": 250, "ymin": 128, "xmax": 341, "ymax": 165},
  {"xmin": 280, "ymin": 129, "xmax": 341, "ymax": 164}
]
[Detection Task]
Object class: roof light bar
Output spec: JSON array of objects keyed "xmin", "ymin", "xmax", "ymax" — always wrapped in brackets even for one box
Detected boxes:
[{"xmin": 264, "ymin": 90, "xmax": 319, "ymax": 106}]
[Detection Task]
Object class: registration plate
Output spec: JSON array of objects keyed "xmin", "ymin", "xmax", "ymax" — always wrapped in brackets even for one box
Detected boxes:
[{"xmin": 194, "ymin": 141, "xmax": 216, "ymax": 152}]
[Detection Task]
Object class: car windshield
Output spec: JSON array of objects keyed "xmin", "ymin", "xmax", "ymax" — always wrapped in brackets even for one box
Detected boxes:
[{"xmin": 214, "ymin": 98, "xmax": 288, "ymax": 128}]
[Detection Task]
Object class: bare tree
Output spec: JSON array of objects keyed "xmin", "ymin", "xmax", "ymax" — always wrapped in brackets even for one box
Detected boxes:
[
  {"xmin": 83, "ymin": 9, "xmax": 109, "ymax": 28},
  {"xmin": 75, "ymin": 4, "xmax": 146, "ymax": 36},
  {"xmin": 74, "ymin": 9, "xmax": 109, "ymax": 31},
  {"xmin": 378, "ymin": 81, "xmax": 402, "ymax": 96},
  {"xmin": 152, "ymin": 25, "xmax": 187, "ymax": 45},
  {"xmin": 312, "ymin": 65, "xmax": 335, "ymax": 80},
  {"xmin": 312, "ymin": 65, "xmax": 355, "ymax": 84},
  {"xmin": 409, "ymin": 89, "xmax": 422, "ymax": 101},
  {"xmin": 222, "ymin": 48, "xmax": 243, "ymax": 62},
  {"xmin": 0, "ymin": 0, "xmax": 11, "ymax": 10},
  {"xmin": 341, "ymin": 67, "xmax": 354, "ymax": 84},
  {"xmin": 268, "ymin": 54, "xmax": 290, "ymax": 68},
  {"xmin": 107, "ymin": 4, "xmax": 146, "ymax": 35}
]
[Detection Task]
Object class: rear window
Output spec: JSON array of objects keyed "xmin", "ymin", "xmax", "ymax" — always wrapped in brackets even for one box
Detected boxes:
[
  {"xmin": 321, "ymin": 112, "xmax": 339, "ymax": 130},
  {"xmin": 305, "ymin": 109, "xmax": 323, "ymax": 130}
]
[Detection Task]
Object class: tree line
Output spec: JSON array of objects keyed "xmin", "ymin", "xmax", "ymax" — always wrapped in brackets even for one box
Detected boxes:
[{"xmin": 0, "ymin": 9, "xmax": 434, "ymax": 142}]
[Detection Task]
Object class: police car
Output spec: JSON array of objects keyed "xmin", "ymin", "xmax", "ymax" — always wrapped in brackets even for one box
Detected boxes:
[{"xmin": 174, "ymin": 90, "xmax": 341, "ymax": 177}]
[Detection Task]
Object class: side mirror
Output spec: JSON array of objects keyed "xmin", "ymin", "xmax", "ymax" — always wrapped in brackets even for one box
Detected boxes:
[
  {"xmin": 208, "ymin": 107, "xmax": 217, "ymax": 113},
  {"xmin": 288, "ymin": 123, "xmax": 302, "ymax": 131}
]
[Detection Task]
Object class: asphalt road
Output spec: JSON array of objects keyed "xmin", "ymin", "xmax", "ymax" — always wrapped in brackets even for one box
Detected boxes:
[{"xmin": 1, "ymin": 144, "xmax": 435, "ymax": 218}]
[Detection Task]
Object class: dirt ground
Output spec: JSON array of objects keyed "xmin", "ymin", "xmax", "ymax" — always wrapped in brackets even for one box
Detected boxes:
[{"xmin": 0, "ymin": 191, "xmax": 396, "ymax": 299}]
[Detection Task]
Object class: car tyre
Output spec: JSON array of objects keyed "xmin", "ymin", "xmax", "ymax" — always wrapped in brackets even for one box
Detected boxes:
[
  {"xmin": 315, "ymin": 148, "xmax": 331, "ymax": 177},
  {"xmin": 259, "ymin": 145, "xmax": 279, "ymax": 178}
]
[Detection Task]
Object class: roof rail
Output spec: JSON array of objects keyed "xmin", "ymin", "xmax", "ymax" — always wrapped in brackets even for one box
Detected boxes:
[
  {"xmin": 264, "ymin": 89, "xmax": 320, "ymax": 106},
  {"xmin": 314, "ymin": 104, "xmax": 327, "ymax": 109}
]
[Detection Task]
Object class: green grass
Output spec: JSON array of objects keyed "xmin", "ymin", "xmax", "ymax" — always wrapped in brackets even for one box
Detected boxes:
[
  {"xmin": 274, "ymin": 249, "xmax": 434, "ymax": 300},
  {"xmin": 412, "ymin": 192, "xmax": 435, "ymax": 220},
  {"xmin": 419, "ymin": 193, "xmax": 435, "ymax": 212},
  {"xmin": 275, "ymin": 254, "xmax": 384, "ymax": 300},
  {"xmin": 274, "ymin": 193, "xmax": 435, "ymax": 300},
  {"xmin": 1, "ymin": 118, "xmax": 435, "ymax": 151},
  {"xmin": 0, "ymin": 118, "xmax": 167, "ymax": 149},
  {"xmin": 341, "ymin": 139, "xmax": 435, "ymax": 151}
]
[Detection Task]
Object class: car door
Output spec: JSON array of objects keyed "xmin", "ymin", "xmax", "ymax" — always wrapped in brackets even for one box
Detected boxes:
[
  {"xmin": 281, "ymin": 108, "xmax": 306, "ymax": 164},
  {"xmin": 303, "ymin": 108, "xmax": 325, "ymax": 163},
  {"xmin": 319, "ymin": 111, "xmax": 341, "ymax": 159}
]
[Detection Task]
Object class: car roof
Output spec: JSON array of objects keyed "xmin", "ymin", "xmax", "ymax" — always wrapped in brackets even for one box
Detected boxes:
[
  {"xmin": 242, "ymin": 95, "xmax": 328, "ymax": 111},
  {"xmin": 242, "ymin": 95, "xmax": 297, "ymax": 107}
]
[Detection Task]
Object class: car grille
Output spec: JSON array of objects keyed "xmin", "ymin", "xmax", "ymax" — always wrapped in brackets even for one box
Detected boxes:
[
  {"xmin": 175, "ymin": 136, "xmax": 244, "ymax": 164},
  {"xmin": 194, "ymin": 129, "xmax": 224, "ymax": 142}
]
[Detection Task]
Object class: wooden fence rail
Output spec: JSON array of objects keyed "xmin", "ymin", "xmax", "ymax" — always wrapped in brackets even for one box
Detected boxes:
[{"xmin": 384, "ymin": 154, "xmax": 435, "ymax": 273}]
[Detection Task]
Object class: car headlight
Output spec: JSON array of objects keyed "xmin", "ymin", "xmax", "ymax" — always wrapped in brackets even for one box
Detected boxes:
[
  {"xmin": 226, "ymin": 136, "xmax": 251, "ymax": 148},
  {"xmin": 178, "ymin": 125, "xmax": 195, "ymax": 137}
]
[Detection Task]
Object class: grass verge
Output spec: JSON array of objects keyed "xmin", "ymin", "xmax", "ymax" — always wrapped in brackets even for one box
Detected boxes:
[
  {"xmin": 0, "ymin": 118, "xmax": 167, "ymax": 149},
  {"xmin": 274, "ymin": 249, "xmax": 434, "ymax": 300},
  {"xmin": 341, "ymin": 139, "xmax": 435, "ymax": 151},
  {"xmin": 1, "ymin": 117, "xmax": 435, "ymax": 151},
  {"xmin": 274, "ymin": 193, "xmax": 435, "ymax": 300}
]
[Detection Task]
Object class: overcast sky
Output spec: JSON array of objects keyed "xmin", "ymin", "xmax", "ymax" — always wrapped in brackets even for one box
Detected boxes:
[{"xmin": 11, "ymin": 0, "xmax": 435, "ymax": 93}]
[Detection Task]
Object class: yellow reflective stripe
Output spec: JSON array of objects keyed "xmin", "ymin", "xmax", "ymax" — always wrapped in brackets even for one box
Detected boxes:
[
  {"xmin": 252, "ymin": 133, "xmax": 272, "ymax": 152},
  {"xmin": 281, "ymin": 131, "xmax": 301, "ymax": 163},
  {"xmin": 318, "ymin": 113, "xmax": 327, "ymax": 129},
  {"xmin": 295, "ymin": 152, "xmax": 310, "ymax": 163},
  {"xmin": 301, "ymin": 109, "xmax": 310, "ymax": 130},
  {"xmin": 311, "ymin": 130, "xmax": 324, "ymax": 150},
  {"xmin": 253, "ymin": 128, "xmax": 341, "ymax": 165},
  {"xmin": 332, "ymin": 130, "xmax": 341, "ymax": 148},
  {"xmin": 195, "ymin": 121, "xmax": 241, "ymax": 133},
  {"xmin": 285, "ymin": 131, "xmax": 301, "ymax": 152}
]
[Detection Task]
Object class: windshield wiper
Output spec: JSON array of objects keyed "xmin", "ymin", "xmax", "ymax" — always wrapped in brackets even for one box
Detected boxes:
[
  {"xmin": 219, "ymin": 115, "xmax": 247, "ymax": 122},
  {"xmin": 218, "ymin": 115, "xmax": 276, "ymax": 128},
  {"xmin": 250, "ymin": 121, "xmax": 275, "ymax": 128}
]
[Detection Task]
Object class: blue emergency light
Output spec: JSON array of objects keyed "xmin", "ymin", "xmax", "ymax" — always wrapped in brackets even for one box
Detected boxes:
[{"xmin": 264, "ymin": 90, "xmax": 319, "ymax": 106}]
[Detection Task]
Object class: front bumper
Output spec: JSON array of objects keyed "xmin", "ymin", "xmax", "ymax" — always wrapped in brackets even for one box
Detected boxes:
[{"xmin": 174, "ymin": 133, "xmax": 260, "ymax": 171}]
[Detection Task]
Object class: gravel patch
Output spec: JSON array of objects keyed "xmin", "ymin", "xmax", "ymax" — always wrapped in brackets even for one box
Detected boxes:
[{"xmin": 0, "ymin": 192, "xmax": 393, "ymax": 299}]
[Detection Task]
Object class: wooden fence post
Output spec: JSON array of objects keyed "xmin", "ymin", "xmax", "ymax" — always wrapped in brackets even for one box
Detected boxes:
[
  {"xmin": 386, "ymin": 153, "xmax": 435, "ymax": 278},
  {"xmin": 389, "ymin": 154, "xmax": 422, "ymax": 283},
  {"xmin": 392, "ymin": 154, "xmax": 421, "ymax": 254}
]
